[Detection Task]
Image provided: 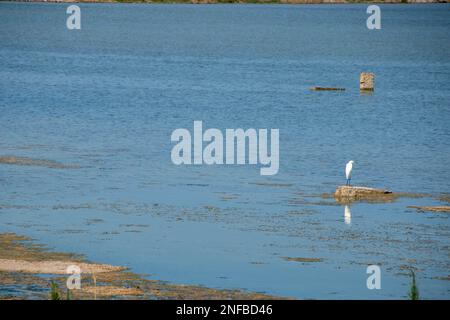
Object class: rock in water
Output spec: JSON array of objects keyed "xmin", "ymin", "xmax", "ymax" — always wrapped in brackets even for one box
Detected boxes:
[
  {"xmin": 334, "ymin": 186, "xmax": 392, "ymax": 203},
  {"xmin": 310, "ymin": 86, "xmax": 345, "ymax": 91}
]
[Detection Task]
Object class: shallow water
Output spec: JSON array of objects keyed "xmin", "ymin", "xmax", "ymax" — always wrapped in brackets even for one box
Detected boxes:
[{"xmin": 1, "ymin": 3, "xmax": 449, "ymax": 299}]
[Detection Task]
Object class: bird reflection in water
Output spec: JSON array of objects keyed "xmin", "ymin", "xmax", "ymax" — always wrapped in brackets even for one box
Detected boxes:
[{"xmin": 344, "ymin": 205, "xmax": 352, "ymax": 225}]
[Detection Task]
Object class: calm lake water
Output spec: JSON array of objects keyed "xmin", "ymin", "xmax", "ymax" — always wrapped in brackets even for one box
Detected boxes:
[{"xmin": 1, "ymin": 3, "xmax": 449, "ymax": 299}]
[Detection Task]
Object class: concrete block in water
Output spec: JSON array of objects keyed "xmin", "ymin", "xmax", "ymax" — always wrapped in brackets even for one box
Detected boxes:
[{"xmin": 360, "ymin": 72, "xmax": 374, "ymax": 91}]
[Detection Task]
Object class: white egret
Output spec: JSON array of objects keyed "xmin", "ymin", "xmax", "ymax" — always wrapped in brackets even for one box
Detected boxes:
[{"xmin": 345, "ymin": 160, "xmax": 354, "ymax": 186}]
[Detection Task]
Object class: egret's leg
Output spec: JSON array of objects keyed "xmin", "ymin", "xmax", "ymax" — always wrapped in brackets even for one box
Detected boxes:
[{"xmin": 349, "ymin": 178, "xmax": 351, "ymax": 186}]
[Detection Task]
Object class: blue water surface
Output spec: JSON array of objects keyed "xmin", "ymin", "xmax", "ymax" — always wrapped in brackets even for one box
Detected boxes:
[{"xmin": 0, "ymin": 3, "xmax": 449, "ymax": 299}]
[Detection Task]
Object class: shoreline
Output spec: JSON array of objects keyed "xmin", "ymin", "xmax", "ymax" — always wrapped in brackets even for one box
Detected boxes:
[{"xmin": 0, "ymin": 233, "xmax": 285, "ymax": 300}]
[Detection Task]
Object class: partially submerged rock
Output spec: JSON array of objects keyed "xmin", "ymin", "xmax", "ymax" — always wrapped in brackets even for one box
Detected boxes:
[
  {"xmin": 334, "ymin": 186, "xmax": 394, "ymax": 203},
  {"xmin": 408, "ymin": 206, "xmax": 450, "ymax": 213},
  {"xmin": 310, "ymin": 86, "xmax": 345, "ymax": 91},
  {"xmin": 333, "ymin": 186, "xmax": 425, "ymax": 204}
]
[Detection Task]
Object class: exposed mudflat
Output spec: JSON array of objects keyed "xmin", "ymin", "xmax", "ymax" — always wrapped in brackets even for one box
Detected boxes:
[{"xmin": 0, "ymin": 259, "xmax": 124, "ymax": 275}]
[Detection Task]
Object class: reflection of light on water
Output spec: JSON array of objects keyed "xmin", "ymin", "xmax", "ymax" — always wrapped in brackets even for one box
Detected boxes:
[{"xmin": 344, "ymin": 205, "xmax": 351, "ymax": 225}]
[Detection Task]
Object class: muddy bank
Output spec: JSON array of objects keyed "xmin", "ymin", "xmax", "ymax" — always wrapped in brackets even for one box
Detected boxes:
[
  {"xmin": 0, "ymin": 156, "xmax": 79, "ymax": 169},
  {"xmin": 0, "ymin": 233, "xmax": 284, "ymax": 300}
]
